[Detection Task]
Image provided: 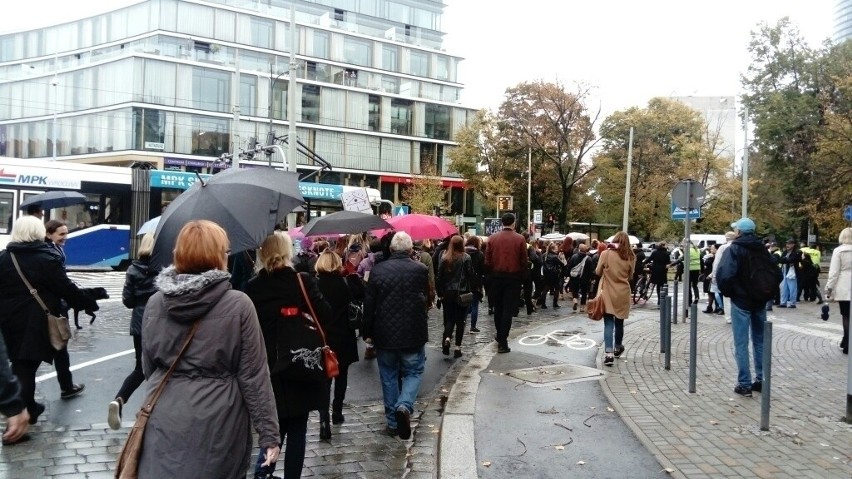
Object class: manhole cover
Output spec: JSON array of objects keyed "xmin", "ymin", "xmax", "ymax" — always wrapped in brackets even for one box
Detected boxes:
[{"xmin": 505, "ymin": 363, "xmax": 604, "ymax": 384}]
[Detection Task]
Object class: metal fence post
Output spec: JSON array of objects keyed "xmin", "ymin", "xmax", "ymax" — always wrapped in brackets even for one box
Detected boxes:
[
  {"xmin": 688, "ymin": 302, "xmax": 698, "ymax": 393},
  {"xmin": 761, "ymin": 321, "xmax": 773, "ymax": 430}
]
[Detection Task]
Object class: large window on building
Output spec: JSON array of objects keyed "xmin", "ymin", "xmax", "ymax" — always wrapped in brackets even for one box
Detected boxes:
[
  {"xmin": 424, "ymin": 104, "xmax": 450, "ymax": 140},
  {"xmin": 251, "ymin": 17, "xmax": 275, "ymax": 49},
  {"xmin": 313, "ymin": 30, "xmax": 329, "ymax": 59},
  {"xmin": 271, "ymin": 80, "xmax": 288, "ymax": 120},
  {"xmin": 390, "ymin": 99, "xmax": 412, "ymax": 135},
  {"xmin": 343, "ymin": 37, "xmax": 371, "ymax": 67},
  {"xmin": 383, "ymin": 45, "xmax": 398, "ymax": 71},
  {"xmin": 240, "ymin": 75, "xmax": 257, "ymax": 117},
  {"xmin": 436, "ymin": 56, "xmax": 449, "ymax": 81},
  {"xmin": 368, "ymin": 95, "xmax": 381, "ymax": 131},
  {"xmin": 192, "ymin": 68, "xmax": 230, "ymax": 113},
  {"xmin": 302, "ymin": 85, "xmax": 320, "ymax": 123},
  {"xmin": 191, "ymin": 116, "xmax": 229, "ymax": 157},
  {"xmin": 409, "ymin": 50, "xmax": 429, "ymax": 77},
  {"xmin": 133, "ymin": 107, "xmax": 166, "ymax": 151}
]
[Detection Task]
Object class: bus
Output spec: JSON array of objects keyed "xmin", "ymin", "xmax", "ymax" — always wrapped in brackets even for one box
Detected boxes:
[{"xmin": 0, "ymin": 158, "xmax": 386, "ymax": 269}]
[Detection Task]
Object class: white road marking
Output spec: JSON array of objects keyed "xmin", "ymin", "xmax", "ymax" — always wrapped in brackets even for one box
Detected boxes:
[
  {"xmin": 774, "ymin": 323, "xmax": 843, "ymax": 341},
  {"xmin": 36, "ymin": 349, "xmax": 134, "ymax": 383}
]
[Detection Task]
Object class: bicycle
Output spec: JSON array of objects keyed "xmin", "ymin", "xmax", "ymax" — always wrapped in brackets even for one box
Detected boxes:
[
  {"xmin": 518, "ymin": 330, "xmax": 597, "ymax": 350},
  {"xmin": 633, "ymin": 266, "xmax": 652, "ymax": 304}
]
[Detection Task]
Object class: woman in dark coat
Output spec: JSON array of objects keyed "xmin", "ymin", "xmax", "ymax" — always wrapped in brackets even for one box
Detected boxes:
[
  {"xmin": 245, "ymin": 232, "xmax": 332, "ymax": 479},
  {"xmin": 648, "ymin": 242, "xmax": 671, "ymax": 304},
  {"xmin": 436, "ymin": 235, "xmax": 474, "ymax": 358},
  {"xmin": 108, "ymin": 233, "xmax": 158, "ymax": 430},
  {"xmin": 539, "ymin": 242, "xmax": 563, "ymax": 309},
  {"xmin": 315, "ymin": 250, "xmax": 359, "ymax": 436},
  {"xmin": 465, "ymin": 236, "xmax": 486, "ymax": 332},
  {"xmin": 0, "ymin": 216, "xmax": 98, "ymax": 427}
]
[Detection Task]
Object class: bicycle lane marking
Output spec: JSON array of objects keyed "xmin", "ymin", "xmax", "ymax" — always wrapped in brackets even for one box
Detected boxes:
[{"xmin": 518, "ymin": 330, "xmax": 597, "ymax": 350}]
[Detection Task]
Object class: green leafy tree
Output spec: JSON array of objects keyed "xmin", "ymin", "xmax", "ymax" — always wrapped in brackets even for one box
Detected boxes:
[{"xmin": 401, "ymin": 165, "xmax": 451, "ymax": 215}]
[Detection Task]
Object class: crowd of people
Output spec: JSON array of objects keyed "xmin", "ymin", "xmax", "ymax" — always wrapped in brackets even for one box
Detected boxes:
[{"xmin": 1, "ymin": 206, "xmax": 850, "ymax": 478}]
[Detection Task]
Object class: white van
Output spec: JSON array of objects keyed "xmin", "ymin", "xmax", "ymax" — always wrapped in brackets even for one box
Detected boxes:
[{"xmin": 689, "ymin": 234, "xmax": 727, "ymax": 250}]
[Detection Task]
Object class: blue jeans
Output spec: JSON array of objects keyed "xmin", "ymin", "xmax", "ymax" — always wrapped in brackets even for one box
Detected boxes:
[
  {"xmin": 602, "ymin": 314, "xmax": 624, "ymax": 353},
  {"xmin": 376, "ymin": 346, "xmax": 425, "ymax": 429},
  {"xmin": 780, "ymin": 276, "xmax": 797, "ymax": 306},
  {"xmin": 730, "ymin": 302, "xmax": 766, "ymax": 387},
  {"xmin": 469, "ymin": 291, "xmax": 482, "ymax": 329}
]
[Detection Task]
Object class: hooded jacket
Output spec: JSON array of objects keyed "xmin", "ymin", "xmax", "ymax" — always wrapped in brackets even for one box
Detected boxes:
[
  {"xmin": 121, "ymin": 258, "xmax": 158, "ymax": 336},
  {"xmin": 139, "ymin": 267, "xmax": 279, "ymax": 478}
]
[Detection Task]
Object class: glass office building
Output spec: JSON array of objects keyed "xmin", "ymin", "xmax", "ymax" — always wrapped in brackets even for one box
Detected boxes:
[
  {"xmin": 836, "ymin": 0, "xmax": 852, "ymax": 43},
  {"xmin": 0, "ymin": 0, "xmax": 476, "ymax": 212}
]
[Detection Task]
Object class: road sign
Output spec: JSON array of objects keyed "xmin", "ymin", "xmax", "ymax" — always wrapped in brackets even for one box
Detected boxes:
[
  {"xmin": 393, "ymin": 205, "xmax": 409, "ymax": 216},
  {"xmin": 497, "ymin": 195, "xmax": 513, "ymax": 211},
  {"xmin": 844, "ymin": 205, "xmax": 852, "ymax": 222},
  {"xmin": 671, "ymin": 180, "xmax": 706, "ymax": 210},
  {"xmin": 533, "ymin": 209, "xmax": 543, "ymax": 224},
  {"xmin": 671, "ymin": 203, "xmax": 701, "ymax": 221}
]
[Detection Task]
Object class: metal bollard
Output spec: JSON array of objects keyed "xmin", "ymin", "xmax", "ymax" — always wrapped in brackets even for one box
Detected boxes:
[
  {"xmin": 664, "ymin": 296, "xmax": 672, "ymax": 370},
  {"xmin": 660, "ymin": 292, "xmax": 667, "ymax": 354},
  {"xmin": 761, "ymin": 321, "xmax": 772, "ymax": 431},
  {"xmin": 688, "ymin": 302, "xmax": 698, "ymax": 393},
  {"xmin": 672, "ymin": 281, "xmax": 679, "ymax": 324}
]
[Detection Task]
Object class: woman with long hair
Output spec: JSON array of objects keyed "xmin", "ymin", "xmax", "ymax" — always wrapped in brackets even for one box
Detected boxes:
[
  {"xmin": 539, "ymin": 242, "xmax": 563, "ymax": 309},
  {"xmin": 314, "ymin": 250, "xmax": 359, "ymax": 436},
  {"xmin": 595, "ymin": 232, "xmax": 636, "ymax": 366},
  {"xmin": 436, "ymin": 235, "xmax": 473, "ymax": 358},
  {"xmin": 108, "ymin": 233, "xmax": 158, "ymax": 430},
  {"xmin": 825, "ymin": 227, "xmax": 852, "ymax": 354},
  {"xmin": 138, "ymin": 221, "xmax": 279, "ymax": 477},
  {"xmin": 245, "ymin": 232, "xmax": 332, "ymax": 479}
]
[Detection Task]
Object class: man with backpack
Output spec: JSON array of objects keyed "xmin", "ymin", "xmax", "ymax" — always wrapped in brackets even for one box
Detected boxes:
[{"xmin": 716, "ymin": 218, "xmax": 783, "ymax": 398}]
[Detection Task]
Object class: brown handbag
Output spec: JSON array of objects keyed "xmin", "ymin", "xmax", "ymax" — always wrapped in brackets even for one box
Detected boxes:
[
  {"xmin": 296, "ymin": 274, "xmax": 340, "ymax": 379},
  {"xmin": 587, "ymin": 263, "xmax": 607, "ymax": 321},
  {"xmin": 114, "ymin": 320, "xmax": 201, "ymax": 479},
  {"xmin": 10, "ymin": 253, "xmax": 72, "ymax": 350}
]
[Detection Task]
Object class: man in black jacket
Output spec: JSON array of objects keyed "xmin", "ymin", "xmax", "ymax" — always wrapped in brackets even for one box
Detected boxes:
[
  {"xmin": 0, "ymin": 329, "xmax": 30, "ymax": 445},
  {"xmin": 363, "ymin": 232, "xmax": 429, "ymax": 440}
]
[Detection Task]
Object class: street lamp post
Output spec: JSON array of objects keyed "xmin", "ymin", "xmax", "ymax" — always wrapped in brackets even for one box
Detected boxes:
[
  {"xmin": 268, "ymin": 66, "xmax": 289, "ymax": 168},
  {"xmin": 51, "ymin": 76, "xmax": 58, "ymax": 161}
]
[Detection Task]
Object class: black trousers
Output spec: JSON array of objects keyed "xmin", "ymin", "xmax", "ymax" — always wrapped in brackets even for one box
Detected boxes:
[
  {"xmin": 53, "ymin": 346, "xmax": 74, "ymax": 391},
  {"xmin": 115, "ymin": 334, "xmax": 145, "ymax": 403},
  {"xmin": 11, "ymin": 359, "xmax": 40, "ymax": 413},
  {"xmin": 322, "ymin": 362, "xmax": 351, "ymax": 417},
  {"xmin": 442, "ymin": 300, "xmax": 467, "ymax": 346},
  {"xmin": 255, "ymin": 413, "xmax": 309, "ymax": 479},
  {"xmin": 490, "ymin": 276, "xmax": 521, "ymax": 346},
  {"xmin": 522, "ymin": 277, "xmax": 534, "ymax": 313}
]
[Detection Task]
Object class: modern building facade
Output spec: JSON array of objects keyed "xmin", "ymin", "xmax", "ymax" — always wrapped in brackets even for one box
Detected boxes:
[
  {"xmin": 0, "ymin": 0, "xmax": 477, "ymax": 214},
  {"xmin": 672, "ymin": 95, "xmax": 737, "ymax": 159},
  {"xmin": 835, "ymin": 0, "xmax": 852, "ymax": 43}
]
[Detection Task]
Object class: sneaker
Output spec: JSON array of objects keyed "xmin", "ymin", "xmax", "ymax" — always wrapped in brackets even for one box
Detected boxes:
[
  {"xmin": 734, "ymin": 385, "xmax": 753, "ymax": 397},
  {"xmin": 725, "ymin": 318, "xmax": 732, "ymax": 324},
  {"xmin": 613, "ymin": 345, "xmax": 625, "ymax": 357},
  {"xmin": 332, "ymin": 411, "xmax": 345, "ymax": 425},
  {"xmin": 442, "ymin": 338, "xmax": 450, "ymax": 356},
  {"xmin": 108, "ymin": 398, "xmax": 123, "ymax": 430},
  {"xmin": 604, "ymin": 355, "xmax": 614, "ymax": 366},
  {"xmin": 385, "ymin": 427, "xmax": 398, "ymax": 437},
  {"xmin": 453, "ymin": 349, "xmax": 463, "ymax": 358},
  {"xmin": 572, "ymin": 303, "xmax": 578, "ymax": 312},
  {"xmin": 751, "ymin": 381, "xmax": 762, "ymax": 393},
  {"xmin": 395, "ymin": 407, "xmax": 411, "ymax": 440},
  {"xmin": 777, "ymin": 304, "xmax": 788, "ymax": 308},
  {"xmin": 497, "ymin": 344, "xmax": 511, "ymax": 354},
  {"xmin": 787, "ymin": 305, "xmax": 796, "ymax": 309},
  {"xmin": 61, "ymin": 384, "xmax": 85, "ymax": 400},
  {"xmin": 469, "ymin": 327, "xmax": 480, "ymax": 333}
]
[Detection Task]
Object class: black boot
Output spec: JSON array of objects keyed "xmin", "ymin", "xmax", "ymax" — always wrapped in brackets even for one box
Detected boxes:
[
  {"xmin": 841, "ymin": 315, "xmax": 849, "ymax": 354},
  {"xmin": 319, "ymin": 410, "xmax": 332, "ymax": 440}
]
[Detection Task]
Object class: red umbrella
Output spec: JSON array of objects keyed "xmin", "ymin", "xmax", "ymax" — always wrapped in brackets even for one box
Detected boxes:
[{"xmin": 386, "ymin": 213, "xmax": 458, "ymax": 240}]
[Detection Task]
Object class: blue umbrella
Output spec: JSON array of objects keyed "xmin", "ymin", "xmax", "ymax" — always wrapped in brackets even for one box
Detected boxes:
[{"xmin": 19, "ymin": 191, "xmax": 87, "ymax": 210}]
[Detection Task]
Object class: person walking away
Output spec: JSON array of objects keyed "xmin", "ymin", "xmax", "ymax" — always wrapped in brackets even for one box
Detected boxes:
[
  {"xmin": 675, "ymin": 239, "xmax": 701, "ymax": 311},
  {"xmin": 412, "ymin": 240, "xmax": 436, "ymax": 309},
  {"xmin": 596, "ymin": 232, "xmax": 635, "ymax": 366},
  {"xmin": 701, "ymin": 245, "xmax": 717, "ymax": 314},
  {"xmin": 716, "ymin": 218, "xmax": 782, "ymax": 397},
  {"xmin": 539, "ymin": 243, "xmax": 563, "ymax": 309},
  {"xmin": 363, "ymin": 232, "xmax": 429, "ymax": 439},
  {"xmin": 520, "ymin": 233, "xmax": 536, "ymax": 315},
  {"xmin": 631, "ymin": 244, "xmax": 647, "ymax": 296},
  {"xmin": 44, "ymin": 220, "xmax": 85, "ymax": 399},
  {"xmin": 0, "ymin": 216, "xmax": 99, "ymax": 428},
  {"xmin": 436, "ymin": 236, "xmax": 474, "ymax": 358},
  {"xmin": 671, "ymin": 245, "xmax": 684, "ymax": 282},
  {"xmin": 567, "ymin": 244, "xmax": 592, "ymax": 312},
  {"xmin": 140, "ymin": 221, "xmax": 280, "ymax": 478},
  {"xmin": 824, "ymin": 227, "xmax": 852, "ymax": 354},
  {"xmin": 314, "ymin": 250, "xmax": 359, "ymax": 435},
  {"xmin": 709, "ymin": 232, "xmax": 736, "ymax": 320},
  {"xmin": 484, "ymin": 214, "xmax": 529, "ymax": 353},
  {"xmin": 588, "ymin": 242, "xmax": 607, "ymax": 298},
  {"xmin": 801, "ymin": 243, "xmax": 823, "ymax": 304},
  {"xmin": 648, "ymin": 242, "xmax": 671, "ymax": 305},
  {"xmin": 108, "ymin": 233, "xmax": 158, "ymax": 430},
  {"xmin": 778, "ymin": 238, "xmax": 803, "ymax": 308},
  {"xmin": 245, "ymin": 232, "xmax": 329, "ymax": 479},
  {"xmin": 0, "ymin": 329, "xmax": 30, "ymax": 445},
  {"xmin": 465, "ymin": 236, "xmax": 486, "ymax": 333}
]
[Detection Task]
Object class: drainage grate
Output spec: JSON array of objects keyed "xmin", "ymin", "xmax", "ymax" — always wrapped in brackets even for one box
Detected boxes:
[{"xmin": 505, "ymin": 363, "xmax": 605, "ymax": 384}]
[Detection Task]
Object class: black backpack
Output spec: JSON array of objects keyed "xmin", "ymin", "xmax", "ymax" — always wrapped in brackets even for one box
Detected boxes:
[{"xmin": 744, "ymin": 248, "xmax": 783, "ymax": 302}]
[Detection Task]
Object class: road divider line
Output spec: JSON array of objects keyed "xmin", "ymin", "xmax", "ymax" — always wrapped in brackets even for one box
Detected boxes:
[{"xmin": 36, "ymin": 348, "xmax": 134, "ymax": 383}]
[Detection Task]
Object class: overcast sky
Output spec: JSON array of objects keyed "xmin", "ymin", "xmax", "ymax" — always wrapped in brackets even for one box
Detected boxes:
[{"xmin": 3, "ymin": 0, "xmax": 835, "ymax": 127}]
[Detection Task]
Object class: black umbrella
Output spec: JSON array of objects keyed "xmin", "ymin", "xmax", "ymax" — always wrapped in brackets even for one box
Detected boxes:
[
  {"xmin": 300, "ymin": 210, "xmax": 392, "ymax": 237},
  {"xmin": 150, "ymin": 168, "xmax": 304, "ymax": 269},
  {"xmin": 19, "ymin": 191, "xmax": 87, "ymax": 210}
]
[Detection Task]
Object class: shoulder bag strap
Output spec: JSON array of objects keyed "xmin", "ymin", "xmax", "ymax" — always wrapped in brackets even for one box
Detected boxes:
[
  {"xmin": 297, "ymin": 273, "xmax": 330, "ymax": 348},
  {"xmin": 10, "ymin": 252, "xmax": 52, "ymax": 316},
  {"xmin": 143, "ymin": 320, "xmax": 201, "ymax": 412}
]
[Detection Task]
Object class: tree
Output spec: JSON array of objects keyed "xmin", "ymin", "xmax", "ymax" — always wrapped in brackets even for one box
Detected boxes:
[
  {"xmin": 499, "ymin": 81, "xmax": 600, "ymax": 231},
  {"xmin": 591, "ymin": 98, "xmax": 732, "ymax": 240},
  {"xmin": 400, "ymin": 165, "xmax": 451, "ymax": 215}
]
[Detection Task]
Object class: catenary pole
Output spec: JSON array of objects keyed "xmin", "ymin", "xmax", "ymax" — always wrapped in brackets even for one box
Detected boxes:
[
  {"xmin": 527, "ymin": 147, "xmax": 532, "ymax": 234},
  {"xmin": 622, "ymin": 127, "xmax": 633, "ymax": 232},
  {"xmin": 742, "ymin": 106, "xmax": 749, "ymax": 218}
]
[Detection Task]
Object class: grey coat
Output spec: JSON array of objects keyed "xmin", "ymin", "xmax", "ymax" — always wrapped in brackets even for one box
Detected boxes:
[{"xmin": 139, "ymin": 267, "xmax": 279, "ymax": 479}]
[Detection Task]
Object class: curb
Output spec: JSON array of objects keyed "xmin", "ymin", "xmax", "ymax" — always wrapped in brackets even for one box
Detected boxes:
[{"xmin": 436, "ymin": 317, "xmax": 565, "ymax": 479}]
